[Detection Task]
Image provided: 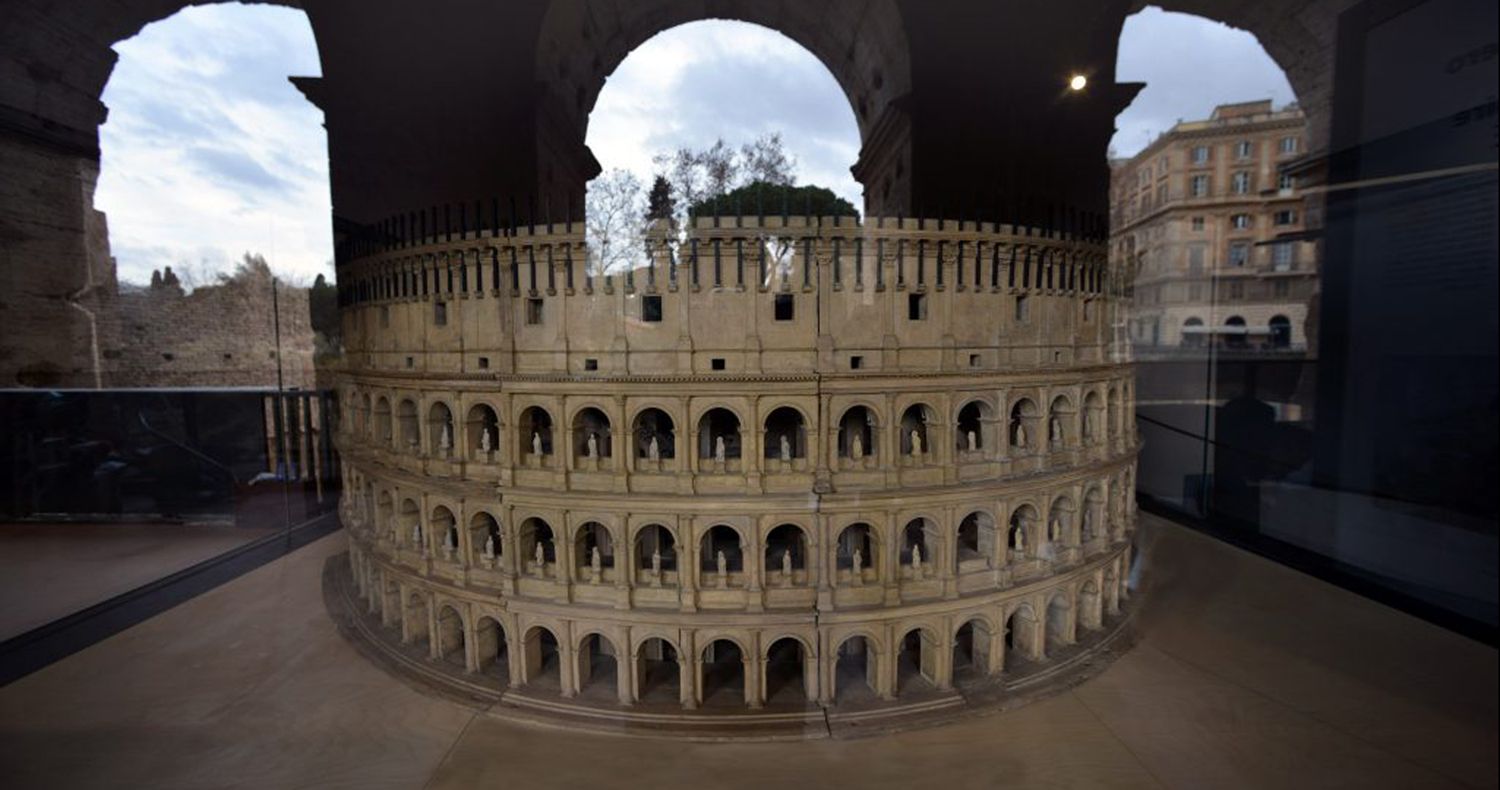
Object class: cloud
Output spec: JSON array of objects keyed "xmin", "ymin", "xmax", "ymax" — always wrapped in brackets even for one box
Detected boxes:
[{"xmin": 1111, "ymin": 7, "xmax": 1295, "ymax": 157}]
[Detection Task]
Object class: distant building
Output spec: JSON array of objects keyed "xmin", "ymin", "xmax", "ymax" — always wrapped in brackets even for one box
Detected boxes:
[{"xmin": 1110, "ymin": 100, "xmax": 1319, "ymax": 354}]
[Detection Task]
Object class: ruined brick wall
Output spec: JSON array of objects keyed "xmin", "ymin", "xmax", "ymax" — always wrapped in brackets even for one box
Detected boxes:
[{"xmin": 95, "ymin": 270, "xmax": 317, "ymax": 390}]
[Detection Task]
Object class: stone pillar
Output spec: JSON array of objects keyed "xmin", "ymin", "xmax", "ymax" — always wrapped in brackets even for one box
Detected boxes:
[{"xmin": 680, "ymin": 632, "xmax": 697, "ymax": 709}]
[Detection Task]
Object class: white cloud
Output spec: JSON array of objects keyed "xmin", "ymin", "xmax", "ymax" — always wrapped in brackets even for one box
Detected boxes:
[{"xmin": 96, "ymin": 4, "xmax": 330, "ymax": 287}]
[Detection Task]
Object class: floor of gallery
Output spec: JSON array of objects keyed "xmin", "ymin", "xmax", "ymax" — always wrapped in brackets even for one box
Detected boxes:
[
  {"xmin": 0, "ymin": 520, "xmax": 278, "ymax": 641},
  {"xmin": 0, "ymin": 514, "xmax": 1494, "ymax": 789}
]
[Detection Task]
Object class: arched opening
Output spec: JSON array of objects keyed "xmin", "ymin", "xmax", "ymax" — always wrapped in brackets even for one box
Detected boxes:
[
  {"xmin": 636, "ymin": 637, "xmax": 681, "ymax": 703},
  {"xmin": 397, "ymin": 399, "xmax": 420, "ymax": 450},
  {"xmin": 1181, "ymin": 317, "xmax": 1205, "ymax": 348},
  {"xmin": 359, "ymin": 393, "xmax": 372, "ymax": 437},
  {"xmin": 1048, "ymin": 496, "xmax": 1076, "ymax": 547},
  {"xmin": 1082, "ymin": 392, "xmax": 1105, "ymax": 444},
  {"xmin": 522, "ymin": 626, "xmax": 561, "ymax": 689},
  {"xmin": 699, "ymin": 525, "xmax": 743, "ymax": 584},
  {"xmin": 519, "ymin": 517, "xmax": 555, "ymax": 574},
  {"xmin": 397, "ymin": 498, "xmax": 421, "ymax": 549},
  {"xmin": 834, "ymin": 635, "xmax": 878, "ymax": 703},
  {"xmin": 1046, "ymin": 594, "xmax": 1073, "ymax": 656},
  {"xmin": 427, "ymin": 402, "xmax": 454, "ymax": 457},
  {"xmin": 762, "ymin": 406, "xmax": 806, "ymax": 462},
  {"xmin": 475, "ymin": 616, "xmax": 509, "ymax": 683},
  {"xmin": 375, "ymin": 490, "xmax": 394, "ymax": 537},
  {"xmin": 1009, "ymin": 505, "xmax": 1039, "ymax": 561},
  {"xmin": 1082, "ymin": 488, "xmax": 1105, "ymax": 543},
  {"xmin": 518, "ymin": 406, "xmax": 554, "ymax": 462},
  {"xmin": 835, "ymin": 523, "xmax": 876, "ymax": 585},
  {"xmin": 635, "ymin": 524, "xmax": 678, "ymax": 579},
  {"xmin": 403, "ymin": 591, "xmax": 429, "ymax": 647},
  {"xmin": 764, "ymin": 523, "xmax": 808, "ymax": 582},
  {"xmin": 836, "ymin": 405, "xmax": 877, "ymax": 462},
  {"xmin": 1079, "ymin": 580, "xmax": 1104, "ymax": 631},
  {"xmin": 573, "ymin": 521, "xmax": 615, "ymax": 582},
  {"xmin": 699, "ymin": 639, "xmax": 745, "ymax": 707},
  {"xmin": 697, "ymin": 408, "xmax": 741, "ymax": 463},
  {"xmin": 632, "ymin": 408, "xmax": 676, "ymax": 463},
  {"xmin": 1009, "ymin": 399, "xmax": 1038, "ymax": 451},
  {"xmin": 764, "ymin": 637, "xmax": 809, "ymax": 705},
  {"xmin": 956, "ymin": 400, "xmax": 992, "ymax": 455},
  {"xmin": 436, "ymin": 605, "xmax": 465, "ymax": 667},
  {"xmin": 953, "ymin": 619, "xmax": 992, "ymax": 679},
  {"xmin": 430, "ymin": 506, "xmax": 458, "ymax": 558},
  {"xmin": 1224, "ymin": 315, "xmax": 1248, "ymax": 349},
  {"xmin": 956, "ymin": 511, "xmax": 995, "ymax": 570},
  {"xmin": 576, "ymin": 633, "xmax": 619, "ymax": 700},
  {"xmin": 380, "ymin": 580, "xmax": 401, "ymax": 628},
  {"xmin": 1269, "ymin": 314, "xmax": 1292, "ymax": 349},
  {"xmin": 571, "ymin": 406, "xmax": 613, "ymax": 461},
  {"xmin": 1005, "ymin": 604, "xmax": 1038, "ymax": 664},
  {"xmin": 1047, "ymin": 396, "xmax": 1073, "ymax": 448},
  {"xmin": 899, "ymin": 518, "xmax": 938, "ymax": 578},
  {"xmin": 895, "ymin": 628, "xmax": 936, "ymax": 694},
  {"xmin": 465, "ymin": 403, "xmax": 499, "ymax": 460},
  {"xmin": 469, "ymin": 512, "xmax": 502, "ymax": 565},
  {"xmin": 899, "ymin": 404, "xmax": 935, "ymax": 457},
  {"xmin": 374, "ymin": 397, "xmax": 392, "ymax": 444}
]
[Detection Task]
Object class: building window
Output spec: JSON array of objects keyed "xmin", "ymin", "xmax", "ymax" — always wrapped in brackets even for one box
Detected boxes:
[
  {"xmin": 969, "ymin": 353, "xmax": 982, "ymax": 367},
  {"xmin": 1014, "ymin": 294, "xmax": 1030, "ymax": 323},
  {"xmin": 405, "ymin": 356, "xmax": 414, "ymax": 368},
  {"xmin": 526, "ymin": 298, "xmax": 544, "ymax": 325},
  {"xmin": 583, "ymin": 358, "xmax": 598, "ymax": 371},
  {"xmin": 907, "ymin": 293, "xmax": 927, "ymax": 320},
  {"xmin": 1273, "ymin": 279, "xmax": 1291, "ymax": 297},
  {"xmin": 1188, "ymin": 245, "xmax": 1206, "ymax": 272},
  {"xmin": 1235, "ymin": 140, "xmax": 1253, "ymax": 159},
  {"xmin": 477, "ymin": 356, "xmax": 489, "ymax": 369},
  {"xmin": 1231, "ymin": 213, "xmax": 1253, "ymax": 229},
  {"xmin": 1228, "ymin": 242, "xmax": 1251, "ymax": 267},
  {"xmin": 1227, "ymin": 281, "xmax": 1245, "ymax": 299},
  {"xmin": 1190, "ymin": 175, "xmax": 1210, "ymax": 197},
  {"xmin": 1191, "ymin": 216, "xmax": 1205, "ymax": 231},
  {"xmin": 1191, "ymin": 145, "xmax": 1210, "ymax": 164},
  {"xmin": 1189, "ymin": 283, "xmax": 1205, "ymax": 300},
  {"xmin": 1274, "ymin": 209, "xmax": 1298, "ymax": 225},
  {"xmin": 1278, "ymin": 173, "xmax": 1297, "ymax": 191},
  {"xmin": 710, "ymin": 357, "xmax": 726, "ymax": 371},
  {"xmin": 1156, "ymin": 184, "xmax": 1168, "ymax": 205},
  {"xmin": 380, "ymin": 306, "xmax": 390, "ymax": 328},
  {"xmin": 849, "ymin": 355, "xmax": 864, "ymax": 370},
  {"xmin": 1272, "ymin": 242, "xmax": 1295, "ymax": 270},
  {"xmin": 1279, "ymin": 136, "xmax": 1299, "ymax": 154},
  {"xmin": 642, "ymin": 294, "xmax": 663, "ymax": 322},
  {"xmin": 774, "ymin": 293, "xmax": 795, "ymax": 321},
  {"xmin": 1231, "ymin": 171, "xmax": 1251, "ymax": 194},
  {"xmin": 433, "ymin": 301, "xmax": 447, "ymax": 326}
]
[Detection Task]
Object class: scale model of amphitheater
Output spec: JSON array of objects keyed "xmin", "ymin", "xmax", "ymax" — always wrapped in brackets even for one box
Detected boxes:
[{"xmin": 328, "ymin": 214, "xmax": 1139, "ymax": 738}]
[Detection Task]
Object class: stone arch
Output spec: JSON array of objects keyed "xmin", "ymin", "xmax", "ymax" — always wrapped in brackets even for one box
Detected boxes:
[
  {"xmin": 1269, "ymin": 313, "xmax": 1292, "ymax": 348},
  {"xmin": 375, "ymin": 489, "xmax": 394, "ymax": 536},
  {"xmin": 699, "ymin": 637, "xmax": 747, "ymax": 707},
  {"xmin": 764, "ymin": 523, "xmax": 809, "ymax": 578},
  {"xmin": 429, "ymin": 505, "xmax": 458, "ymax": 556},
  {"xmin": 435, "ymin": 603, "xmax": 466, "ymax": 666},
  {"xmin": 898, "ymin": 402, "xmax": 937, "ymax": 456},
  {"xmin": 519, "ymin": 516, "xmax": 556, "ymax": 572},
  {"xmin": 836, "ymin": 404, "xmax": 878, "ymax": 460},
  {"xmin": 570, "ymin": 405, "xmax": 613, "ymax": 460},
  {"xmin": 1048, "ymin": 495, "xmax": 1077, "ymax": 546},
  {"xmin": 359, "ymin": 392, "xmax": 372, "ymax": 437},
  {"xmin": 1009, "ymin": 397, "xmax": 1039, "ymax": 450},
  {"xmin": 380, "ymin": 577, "xmax": 401, "ymax": 626},
  {"xmin": 469, "ymin": 511, "xmax": 502, "ymax": 564},
  {"xmin": 1079, "ymin": 579, "xmax": 1103, "ymax": 630},
  {"xmin": 474, "ymin": 615, "xmax": 509, "ymax": 682},
  {"xmin": 696, "ymin": 407, "xmax": 742, "ymax": 460},
  {"xmin": 699, "ymin": 524, "xmax": 745, "ymax": 580},
  {"xmin": 1047, "ymin": 394, "xmax": 1074, "ymax": 448},
  {"xmin": 631, "ymin": 406, "xmax": 676, "ymax": 461},
  {"xmin": 764, "ymin": 635, "xmax": 811, "ymax": 704},
  {"xmin": 521, "ymin": 624, "xmax": 561, "ymax": 689},
  {"xmin": 575, "ymin": 631, "xmax": 621, "ymax": 698},
  {"xmin": 899, "ymin": 516, "xmax": 939, "ymax": 576},
  {"xmin": 953, "ymin": 616, "xmax": 994, "ymax": 678},
  {"xmin": 956, "ymin": 510, "xmax": 996, "ymax": 569},
  {"xmin": 396, "ymin": 398, "xmax": 420, "ymax": 450},
  {"xmin": 833, "ymin": 632, "xmax": 881, "ymax": 702},
  {"xmin": 465, "ymin": 402, "xmax": 499, "ymax": 460},
  {"xmin": 573, "ymin": 520, "xmax": 616, "ymax": 580},
  {"xmin": 426, "ymin": 401, "xmax": 455, "ymax": 457},
  {"xmin": 895, "ymin": 625, "xmax": 939, "ymax": 694},
  {"xmin": 1005, "ymin": 602, "xmax": 1039, "ymax": 661},
  {"xmin": 762, "ymin": 405, "xmax": 808, "ymax": 460},
  {"xmin": 1224, "ymin": 315, "xmax": 1248, "ymax": 349},
  {"xmin": 955, "ymin": 398, "xmax": 995, "ymax": 454},
  {"xmin": 397, "ymin": 498, "xmax": 421, "ymax": 548},
  {"xmin": 1181, "ymin": 316, "xmax": 1206, "ymax": 348},
  {"xmin": 517, "ymin": 405, "xmax": 554, "ymax": 460},
  {"xmin": 634, "ymin": 635, "xmax": 681, "ymax": 703},
  {"xmin": 1008, "ymin": 503, "xmax": 1040, "ymax": 560},
  {"xmin": 373, "ymin": 396, "xmax": 393, "ymax": 444},
  {"xmin": 1082, "ymin": 486, "xmax": 1105, "ymax": 543},
  {"xmin": 834, "ymin": 521, "xmax": 878, "ymax": 584},
  {"xmin": 1082, "ymin": 390, "xmax": 1105, "ymax": 444},
  {"xmin": 1046, "ymin": 591, "xmax": 1074, "ymax": 655},
  {"xmin": 402, "ymin": 588, "xmax": 430, "ymax": 647},
  {"xmin": 634, "ymin": 523, "xmax": 678, "ymax": 575}
]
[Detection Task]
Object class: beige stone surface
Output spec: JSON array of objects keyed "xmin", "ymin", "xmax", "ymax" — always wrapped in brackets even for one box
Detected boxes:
[{"xmin": 2, "ymin": 514, "xmax": 1492, "ymax": 789}]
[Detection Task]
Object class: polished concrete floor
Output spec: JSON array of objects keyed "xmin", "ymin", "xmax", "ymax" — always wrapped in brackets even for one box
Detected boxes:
[
  {"xmin": 0, "ymin": 521, "xmax": 277, "ymax": 640},
  {"xmin": 0, "ymin": 514, "xmax": 1494, "ymax": 789}
]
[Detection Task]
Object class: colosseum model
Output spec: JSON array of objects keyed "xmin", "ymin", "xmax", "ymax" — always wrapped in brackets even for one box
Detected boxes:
[{"xmin": 328, "ymin": 213, "xmax": 1138, "ymax": 738}]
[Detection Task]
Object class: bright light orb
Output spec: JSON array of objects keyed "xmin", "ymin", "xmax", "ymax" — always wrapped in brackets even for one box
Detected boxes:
[{"xmin": 1068, "ymin": 74, "xmax": 1088, "ymax": 91}]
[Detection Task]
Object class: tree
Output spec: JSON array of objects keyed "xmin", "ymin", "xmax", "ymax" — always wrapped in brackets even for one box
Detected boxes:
[
  {"xmin": 645, "ymin": 175, "xmax": 675, "ymax": 223},
  {"xmin": 740, "ymin": 132, "xmax": 795, "ymax": 186},
  {"xmin": 690, "ymin": 181, "xmax": 857, "ymax": 219},
  {"xmin": 585, "ymin": 168, "xmax": 645, "ymax": 274}
]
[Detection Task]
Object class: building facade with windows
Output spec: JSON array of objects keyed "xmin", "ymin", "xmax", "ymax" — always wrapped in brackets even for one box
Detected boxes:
[{"xmin": 1110, "ymin": 100, "xmax": 1319, "ymax": 352}]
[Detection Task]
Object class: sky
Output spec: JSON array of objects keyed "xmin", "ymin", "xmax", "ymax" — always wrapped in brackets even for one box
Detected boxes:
[{"xmin": 95, "ymin": 5, "xmax": 1292, "ymax": 286}]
